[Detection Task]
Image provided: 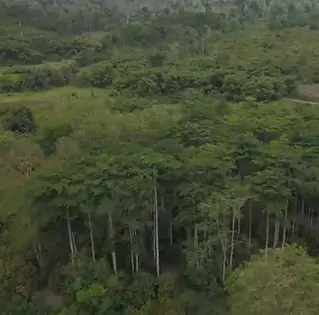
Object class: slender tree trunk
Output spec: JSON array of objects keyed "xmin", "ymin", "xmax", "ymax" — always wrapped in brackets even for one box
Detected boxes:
[
  {"xmin": 154, "ymin": 173, "xmax": 160, "ymax": 277},
  {"xmin": 153, "ymin": 208, "xmax": 156, "ymax": 263},
  {"xmin": 301, "ymin": 198, "xmax": 305, "ymax": 216},
  {"xmin": 291, "ymin": 220, "xmax": 295, "ymax": 237},
  {"xmin": 229, "ymin": 208, "xmax": 236, "ymax": 272},
  {"xmin": 161, "ymin": 196, "xmax": 165, "ymax": 211},
  {"xmin": 111, "ymin": 251, "xmax": 117, "ymax": 274},
  {"xmin": 168, "ymin": 204, "xmax": 173, "ymax": 246},
  {"xmin": 129, "ymin": 226, "xmax": 134, "ymax": 273},
  {"xmin": 194, "ymin": 223, "xmax": 198, "ymax": 248},
  {"xmin": 33, "ymin": 241, "xmax": 46, "ymax": 283},
  {"xmin": 310, "ymin": 209, "xmax": 314, "ymax": 227},
  {"xmin": 19, "ymin": 20, "xmax": 23, "ymax": 37},
  {"xmin": 273, "ymin": 216, "xmax": 280, "ymax": 248},
  {"xmin": 33, "ymin": 241, "xmax": 39, "ymax": 264},
  {"xmin": 222, "ymin": 249, "xmax": 226, "ymax": 285},
  {"xmin": 248, "ymin": 200, "xmax": 252, "ymax": 255},
  {"xmin": 216, "ymin": 217, "xmax": 227, "ymax": 285},
  {"xmin": 169, "ymin": 191, "xmax": 176, "ymax": 246},
  {"xmin": 265, "ymin": 212, "xmax": 269, "ymax": 259},
  {"xmin": 292, "ymin": 195, "xmax": 298, "ymax": 236},
  {"xmin": 169, "ymin": 220, "xmax": 173, "ymax": 246},
  {"xmin": 194, "ymin": 222, "xmax": 199, "ymax": 268},
  {"xmin": 237, "ymin": 214, "xmax": 241, "ymax": 236},
  {"xmin": 33, "ymin": 241, "xmax": 42, "ymax": 267},
  {"xmin": 108, "ymin": 212, "xmax": 117, "ymax": 273},
  {"xmin": 201, "ymin": 36, "xmax": 205, "ymax": 54},
  {"xmin": 135, "ymin": 252, "xmax": 139, "ymax": 273},
  {"xmin": 282, "ymin": 200, "xmax": 288, "ymax": 249},
  {"xmin": 186, "ymin": 226, "xmax": 192, "ymax": 241},
  {"xmin": 88, "ymin": 211, "xmax": 96, "ymax": 263},
  {"xmin": 134, "ymin": 230, "xmax": 139, "ymax": 273},
  {"xmin": 67, "ymin": 210, "xmax": 75, "ymax": 266},
  {"xmin": 163, "ymin": 196, "xmax": 174, "ymax": 246},
  {"xmin": 203, "ymin": 220, "xmax": 208, "ymax": 240},
  {"xmin": 38, "ymin": 242, "xmax": 42, "ymax": 266},
  {"xmin": 72, "ymin": 233, "xmax": 77, "ymax": 255}
]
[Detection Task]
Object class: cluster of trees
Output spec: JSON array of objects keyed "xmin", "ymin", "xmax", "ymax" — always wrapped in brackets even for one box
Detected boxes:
[
  {"xmin": 1, "ymin": 0, "xmax": 319, "ymax": 98},
  {"xmin": 113, "ymin": 65, "xmax": 297, "ymax": 101},
  {"xmin": 2, "ymin": 93, "xmax": 319, "ymax": 314},
  {"xmin": 0, "ymin": 26, "xmax": 100, "ymax": 65},
  {"xmin": 0, "ymin": 61, "xmax": 77, "ymax": 92},
  {"xmin": 2, "ymin": 2, "xmax": 319, "ymax": 99},
  {"xmin": 227, "ymin": 245, "xmax": 319, "ymax": 315},
  {"xmin": 2, "ymin": 0, "xmax": 319, "ymax": 314}
]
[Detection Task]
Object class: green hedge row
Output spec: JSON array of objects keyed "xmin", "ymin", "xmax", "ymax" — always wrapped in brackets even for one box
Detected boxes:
[
  {"xmin": 75, "ymin": 59, "xmax": 297, "ymax": 101},
  {"xmin": 0, "ymin": 24, "xmax": 101, "ymax": 65}
]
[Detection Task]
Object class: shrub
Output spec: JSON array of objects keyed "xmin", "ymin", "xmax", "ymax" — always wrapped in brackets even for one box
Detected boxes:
[
  {"xmin": 3, "ymin": 106, "xmax": 37, "ymax": 134},
  {"xmin": 75, "ymin": 62, "xmax": 115, "ymax": 88},
  {"xmin": 0, "ymin": 61, "xmax": 78, "ymax": 92}
]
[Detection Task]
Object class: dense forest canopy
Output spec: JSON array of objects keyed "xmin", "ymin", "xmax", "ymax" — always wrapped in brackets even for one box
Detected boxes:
[{"xmin": 2, "ymin": 0, "xmax": 319, "ymax": 314}]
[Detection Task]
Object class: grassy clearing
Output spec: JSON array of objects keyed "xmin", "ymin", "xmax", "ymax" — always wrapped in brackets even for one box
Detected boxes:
[
  {"xmin": 0, "ymin": 87, "xmax": 112, "ymax": 128},
  {"xmin": 298, "ymin": 84, "xmax": 319, "ymax": 101},
  {"xmin": 0, "ymin": 85, "xmax": 183, "ymax": 134},
  {"xmin": 0, "ymin": 86, "xmax": 108, "ymax": 105}
]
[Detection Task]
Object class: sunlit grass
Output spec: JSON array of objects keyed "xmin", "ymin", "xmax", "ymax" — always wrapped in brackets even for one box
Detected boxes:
[
  {"xmin": 0, "ymin": 86, "xmax": 108, "ymax": 104},
  {"xmin": 0, "ymin": 87, "xmax": 112, "ymax": 129}
]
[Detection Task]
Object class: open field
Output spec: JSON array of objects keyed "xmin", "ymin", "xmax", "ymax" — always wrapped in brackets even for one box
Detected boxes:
[
  {"xmin": 298, "ymin": 84, "xmax": 319, "ymax": 101},
  {"xmin": 0, "ymin": 86, "xmax": 106, "ymax": 105}
]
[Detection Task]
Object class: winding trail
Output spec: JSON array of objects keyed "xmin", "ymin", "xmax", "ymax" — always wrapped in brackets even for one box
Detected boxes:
[{"xmin": 284, "ymin": 98, "xmax": 319, "ymax": 105}]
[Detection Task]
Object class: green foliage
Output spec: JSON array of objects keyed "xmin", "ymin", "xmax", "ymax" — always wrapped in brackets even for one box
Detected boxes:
[
  {"xmin": 3, "ymin": 1, "xmax": 319, "ymax": 314},
  {"xmin": 147, "ymin": 53, "xmax": 166, "ymax": 67},
  {"xmin": 227, "ymin": 245, "xmax": 319, "ymax": 315},
  {"xmin": 2, "ymin": 106, "xmax": 36, "ymax": 134},
  {"xmin": 0, "ymin": 295, "xmax": 41, "ymax": 315},
  {"xmin": 0, "ymin": 61, "xmax": 78, "ymax": 92},
  {"xmin": 121, "ymin": 273, "xmax": 156, "ymax": 310},
  {"xmin": 75, "ymin": 62, "xmax": 115, "ymax": 88},
  {"xmin": 37, "ymin": 123, "xmax": 73, "ymax": 155},
  {"xmin": 74, "ymin": 48, "xmax": 96, "ymax": 67}
]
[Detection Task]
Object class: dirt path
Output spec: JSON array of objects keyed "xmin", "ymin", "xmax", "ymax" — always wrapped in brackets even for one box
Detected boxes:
[{"xmin": 284, "ymin": 98, "xmax": 319, "ymax": 105}]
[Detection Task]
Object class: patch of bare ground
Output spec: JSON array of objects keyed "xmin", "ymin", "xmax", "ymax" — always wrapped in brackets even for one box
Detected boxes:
[
  {"xmin": 35, "ymin": 268, "xmax": 64, "ymax": 311},
  {"xmin": 298, "ymin": 84, "xmax": 319, "ymax": 101},
  {"xmin": 80, "ymin": 31, "xmax": 106, "ymax": 40},
  {"xmin": 36, "ymin": 289, "xmax": 64, "ymax": 311}
]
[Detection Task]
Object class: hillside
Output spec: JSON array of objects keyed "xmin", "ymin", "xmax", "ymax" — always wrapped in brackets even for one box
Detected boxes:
[{"xmin": 2, "ymin": 1, "xmax": 319, "ymax": 315}]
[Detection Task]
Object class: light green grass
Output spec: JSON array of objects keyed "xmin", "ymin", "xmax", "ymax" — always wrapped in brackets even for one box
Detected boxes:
[
  {"xmin": 0, "ymin": 85, "xmax": 182, "ymax": 134},
  {"xmin": 0, "ymin": 86, "xmax": 112, "ymax": 128},
  {"xmin": 0, "ymin": 86, "xmax": 108, "ymax": 105}
]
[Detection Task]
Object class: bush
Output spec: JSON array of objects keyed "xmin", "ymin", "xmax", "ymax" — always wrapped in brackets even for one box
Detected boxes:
[
  {"xmin": 147, "ymin": 53, "xmax": 166, "ymax": 67},
  {"xmin": 227, "ymin": 245, "xmax": 319, "ymax": 315},
  {"xmin": 37, "ymin": 123, "xmax": 73, "ymax": 155},
  {"xmin": 0, "ymin": 61, "xmax": 78, "ymax": 93},
  {"xmin": 75, "ymin": 62, "xmax": 115, "ymax": 88},
  {"xmin": 74, "ymin": 48, "xmax": 96, "ymax": 67},
  {"xmin": 2, "ymin": 106, "xmax": 37, "ymax": 134},
  {"xmin": 0, "ymin": 39, "xmax": 44, "ymax": 64}
]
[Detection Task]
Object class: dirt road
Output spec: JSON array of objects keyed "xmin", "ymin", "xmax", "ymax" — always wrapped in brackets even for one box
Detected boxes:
[{"xmin": 284, "ymin": 98, "xmax": 319, "ymax": 105}]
